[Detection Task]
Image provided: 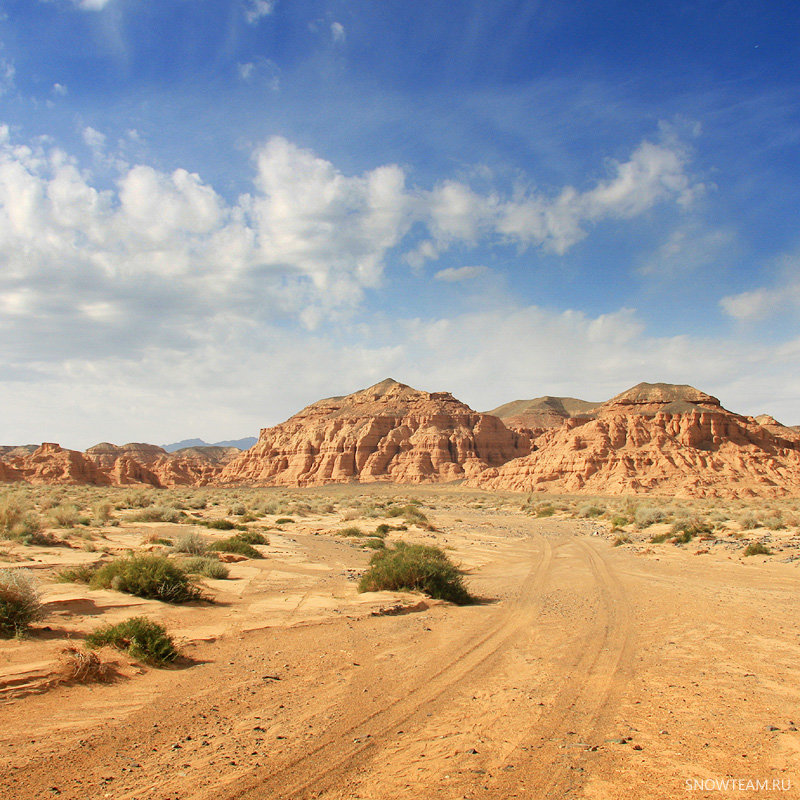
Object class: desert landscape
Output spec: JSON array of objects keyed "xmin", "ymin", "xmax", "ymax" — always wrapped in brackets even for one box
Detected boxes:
[{"xmin": 1, "ymin": 381, "xmax": 799, "ymax": 799}]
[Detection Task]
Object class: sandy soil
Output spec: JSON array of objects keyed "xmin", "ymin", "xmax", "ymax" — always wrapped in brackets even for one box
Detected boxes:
[{"xmin": 1, "ymin": 489, "xmax": 798, "ymax": 799}]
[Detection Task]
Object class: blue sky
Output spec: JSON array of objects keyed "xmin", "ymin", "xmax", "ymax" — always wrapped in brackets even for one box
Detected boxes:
[{"xmin": 0, "ymin": 0, "xmax": 799, "ymax": 448}]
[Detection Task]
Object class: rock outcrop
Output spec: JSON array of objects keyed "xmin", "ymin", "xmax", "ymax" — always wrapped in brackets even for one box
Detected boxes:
[
  {"xmin": 220, "ymin": 379, "xmax": 530, "ymax": 486},
  {"xmin": 485, "ymin": 396, "xmax": 600, "ymax": 440},
  {"xmin": 471, "ymin": 383, "xmax": 800, "ymax": 498},
  {"xmin": 85, "ymin": 442, "xmax": 168, "ymax": 468},
  {"xmin": 7, "ymin": 443, "xmax": 112, "ymax": 486}
]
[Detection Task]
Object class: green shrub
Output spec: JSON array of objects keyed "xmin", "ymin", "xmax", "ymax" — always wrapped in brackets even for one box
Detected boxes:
[
  {"xmin": 56, "ymin": 563, "xmax": 97, "ymax": 584},
  {"xmin": 86, "ymin": 616, "xmax": 177, "ymax": 666},
  {"xmin": 232, "ymin": 530, "xmax": 268, "ymax": 545},
  {"xmin": 337, "ymin": 526, "xmax": 365, "ymax": 537},
  {"xmin": 207, "ymin": 537, "xmax": 263, "ymax": 559},
  {"xmin": 180, "ymin": 557, "xmax": 230, "ymax": 579},
  {"xmin": 0, "ymin": 569, "xmax": 43, "ymax": 637},
  {"xmin": 385, "ymin": 504, "xmax": 428, "ymax": 524},
  {"xmin": 670, "ymin": 518, "xmax": 712, "ymax": 544},
  {"xmin": 374, "ymin": 524, "xmax": 392, "ymax": 536},
  {"xmin": 361, "ymin": 537, "xmax": 386, "ymax": 550},
  {"xmin": 171, "ymin": 531, "xmax": 208, "ymax": 555},
  {"xmin": 228, "ymin": 502, "xmax": 246, "ymax": 516},
  {"xmin": 275, "ymin": 517, "xmax": 294, "ymax": 525},
  {"xmin": 203, "ymin": 519, "xmax": 236, "ymax": 531},
  {"xmin": 613, "ymin": 534, "xmax": 631, "ymax": 547},
  {"xmin": 90, "ymin": 555, "xmax": 204, "ymax": 603},
  {"xmin": 650, "ymin": 531, "xmax": 671, "ymax": 544},
  {"xmin": 358, "ymin": 542, "xmax": 473, "ymax": 605},
  {"xmin": 743, "ymin": 542, "xmax": 772, "ymax": 556},
  {"xmin": 131, "ymin": 506, "xmax": 184, "ymax": 524},
  {"xmin": 610, "ymin": 515, "xmax": 631, "ymax": 528}
]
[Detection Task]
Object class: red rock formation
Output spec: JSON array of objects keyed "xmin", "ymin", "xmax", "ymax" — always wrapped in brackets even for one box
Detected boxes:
[
  {"xmin": 149, "ymin": 447, "xmax": 239, "ymax": 487},
  {"xmin": 486, "ymin": 396, "xmax": 600, "ymax": 433},
  {"xmin": 471, "ymin": 383, "xmax": 800, "ymax": 498},
  {"xmin": 9, "ymin": 443, "xmax": 112, "ymax": 486},
  {"xmin": 0, "ymin": 460, "xmax": 22, "ymax": 482},
  {"xmin": 85, "ymin": 442, "xmax": 168, "ymax": 468},
  {"xmin": 220, "ymin": 379, "xmax": 530, "ymax": 486}
]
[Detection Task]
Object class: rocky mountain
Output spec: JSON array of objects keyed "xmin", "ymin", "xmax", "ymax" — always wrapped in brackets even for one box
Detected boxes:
[
  {"xmin": 161, "ymin": 437, "xmax": 256, "ymax": 453},
  {"xmin": 471, "ymin": 383, "xmax": 800, "ymax": 498},
  {"xmin": 219, "ymin": 378, "xmax": 530, "ymax": 486},
  {"xmin": 485, "ymin": 396, "xmax": 600, "ymax": 434}
]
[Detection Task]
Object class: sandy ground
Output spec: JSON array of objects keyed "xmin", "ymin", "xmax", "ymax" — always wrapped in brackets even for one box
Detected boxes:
[{"xmin": 1, "ymin": 490, "xmax": 799, "ymax": 799}]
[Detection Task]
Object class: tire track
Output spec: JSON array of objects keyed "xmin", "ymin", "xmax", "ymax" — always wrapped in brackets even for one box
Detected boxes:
[{"xmin": 222, "ymin": 534, "xmax": 556, "ymax": 800}]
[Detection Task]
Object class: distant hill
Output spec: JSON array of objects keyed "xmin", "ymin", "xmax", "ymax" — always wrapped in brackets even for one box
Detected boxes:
[
  {"xmin": 485, "ymin": 396, "xmax": 600, "ymax": 431},
  {"xmin": 161, "ymin": 437, "xmax": 256, "ymax": 452}
]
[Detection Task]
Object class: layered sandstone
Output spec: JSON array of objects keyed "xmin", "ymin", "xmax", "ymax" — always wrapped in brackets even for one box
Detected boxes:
[
  {"xmin": 150, "ymin": 447, "xmax": 240, "ymax": 487},
  {"xmin": 472, "ymin": 383, "xmax": 800, "ymax": 498},
  {"xmin": 7, "ymin": 443, "xmax": 112, "ymax": 486},
  {"xmin": 85, "ymin": 442, "xmax": 168, "ymax": 468},
  {"xmin": 220, "ymin": 379, "xmax": 530, "ymax": 486}
]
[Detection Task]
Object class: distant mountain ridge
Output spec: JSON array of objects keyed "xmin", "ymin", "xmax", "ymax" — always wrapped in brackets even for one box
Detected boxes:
[
  {"xmin": 2, "ymin": 380, "xmax": 800, "ymax": 497},
  {"xmin": 161, "ymin": 437, "xmax": 256, "ymax": 452}
]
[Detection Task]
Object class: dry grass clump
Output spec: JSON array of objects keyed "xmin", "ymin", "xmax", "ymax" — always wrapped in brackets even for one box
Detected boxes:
[
  {"xmin": 634, "ymin": 505, "xmax": 667, "ymax": 528},
  {"xmin": 57, "ymin": 645, "xmax": 115, "ymax": 684},
  {"xmin": 171, "ymin": 531, "xmax": 208, "ymax": 554},
  {"xmin": 55, "ymin": 563, "xmax": 97, "ymax": 584},
  {"xmin": 0, "ymin": 568, "xmax": 44, "ymax": 637},
  {"xmin": 92, "ymin": 501, "xmax": 114, "ymax": 525},
  {"xmin": 130, "ymin": 506, "xmax": 184, "ymax": 523},
  {"xmin": 0, "ymin": 493, "xmax": 43, "ymax": 539},
  {"xmin": 48, "ymin": 503, "xmax": 82, "ymax": 528},
  {"xmin": 207, "ymin": 536, "xmax": 264, "ymax": 559},
  {"xmin": 743, "ymin": 541, "xmax": 772, "ymax": 556},
  {"xmin": 180, "ymin": 556, "xmax": 230, "ymax": 579}
]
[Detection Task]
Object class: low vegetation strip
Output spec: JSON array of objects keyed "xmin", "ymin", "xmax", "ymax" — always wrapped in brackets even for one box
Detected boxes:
[
  {"xmin": 86, "ymin": 616, "xmax": 178, "ymax": 666},
  {"xmin": 90, "ymin": 554, "xmax": 205, "ymax": 603},
  {"xmin": 358, "ymin": 542, "xmax": 473, "ymax": 605}
]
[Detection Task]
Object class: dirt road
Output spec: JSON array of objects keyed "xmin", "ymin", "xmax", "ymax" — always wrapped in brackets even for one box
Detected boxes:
[{"xmin": 2, "ymin": 513, "xmax": 798, "ymax": 800}]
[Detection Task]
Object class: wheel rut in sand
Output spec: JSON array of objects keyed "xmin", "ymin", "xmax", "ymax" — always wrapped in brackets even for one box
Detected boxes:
[{"xmin": 222, "ymin": 534, "xmax": 636, "ymax": 800}]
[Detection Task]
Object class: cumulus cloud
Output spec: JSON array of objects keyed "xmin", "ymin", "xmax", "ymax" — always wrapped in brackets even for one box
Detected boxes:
[
  {"xmin": 82, "ymin": 126, "xmax": 106, "ymax": 151},
  {"xmin": 243, "ymin": 0, "xmax": 275, "ymax": 25},
  {"xmin": 411, "ymin": 135, "xmax": 701, "ymax": 263},
  {"xmin": 237, "ymin": 58, "xmax": 280, "ymax": 90},
  {"xmin": 433, "ymin": 265, "xmax": 489, "ymax": 282}
]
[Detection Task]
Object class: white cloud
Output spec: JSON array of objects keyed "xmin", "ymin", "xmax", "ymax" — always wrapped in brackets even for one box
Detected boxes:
[
  {"xmin": 52, "ymin": 83, "xmax": 68, "ymax": 96},
  {"xmin": 720, "ymin": 250, "xmax": 800, "ymax": 322},
  {"xmin": 433, "ymin": 265, "xmax": 489, "ymax": 282},
  {"xmin": 639, "ymin": 221, "xmax": 736, "ymax": 277},
  {"xmin": 82, "ymin": 126, "xmax": 106, "ymax": 151},
  {"xmin": 71, "ymin": 0, "xmax": 114, "ymax": 9},
  {"xmin": 237, "ymin": 58, "xmax": 280, "ymax": 91},
  {"xmin": 243, "ymin": 0, "xmax": 275, "ymax": 25},
  {"xmin": 331, "ymin": 22, "xmax": 346, "ymax": 43}
]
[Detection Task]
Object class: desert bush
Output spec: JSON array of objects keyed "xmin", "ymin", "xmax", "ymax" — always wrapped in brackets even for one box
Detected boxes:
[
  {"xmin": 670, "ymin": 518, "xmax": 712, "ymax": 543},
  {"xmin": 200, "ymin": 518, "xmax": 237, "ymax": 531},
  {"xmin": 0, "ymin": 568, "xmax": 43, "ymax": 637},
  {"xmin": 577, "ymin": 504, "xmax": 604, "ymax": 518},
  {"xmin": 743, "ymin": 542, "xmax": 772, "ymax": 556},
  {"xmin": 118, "ymin": 491, "xmax": 155, "ymax": 509},
  {"xmin": 86, "ymin": 616, "xmax": 177, "ymax": 666},
  {"xmin": 207, "ymin": 537, "xmax": 263, "ymax": 559},
  {"xmin": 232, "ymin": 530, "xmax": 268, "ymax": 545},
  {"xmin": 610, "ymin": 514, "xmax": 631, "ymax": 528},
  {"xmin": 180, "ymin": 557, "xmax": 230, "ymax": 579},
  {"xmin": 56, "ymin": 563, "xmax": 97, "ymax": 584},
  {"xmin": 21, "ymin": 530, "xmax": 64, "ymax": 547},
  {"xmin": 386, "ymin": 504, "xmax": 428, "ymax": 525},
  {"xmin": 761, "ymin": 515, "xmax": 786, "ymax": 531},
  {"xmin": 92, "ymin": 501, "xmax": 114, "ymax": 525},
  {"xmin": 275, "ymin": 517, "xmax": 294, "ymax": 525},
  {"xmin": 613, "ymin": 534, "xmax": 631, "ymax": 547},
  {"xmin": 131, "ymin": 506, "xmax": 183, "ymax": 524},
  {"xmin": 361, "ymin": 537, "xmax": 386, "ymax": 550},
  {"xmin": 739, "ymin": 512, "xmax": 761, "ymax": 531},
  {"xmin": 337, "ymin": 526, "xmax": 365, "ymax": 537},
  {"xmin": 634, "ymin": 506, "xmax": 666, "ymax": 528},
  {"xmin": 374, "ymin": 524, "xmax": 391, "ymax": 536},
  {"xmin": 48, "ymin": 504, "xmax": 80, "ymax": 528},
  {"xmin": 649, "ymin": 531, "xmax": 671, "ymax": 544},
  {"xmin": 228, "ymin": 502, "xmax": 246, "ymax": 516},
  {"xmin": 358, "ymin": 542, "xmax": 473, "ymax": 605},
  {"xmin": 90, "ymin": 555, "xmax": 203, "ymax": 603},
  {"xmin": 171, "ymin": 532, "xmax": 208, "ymax": 554},
  {"xmin": 0, "ymin": 493, "xmax": 35, "ymax": 537}
]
